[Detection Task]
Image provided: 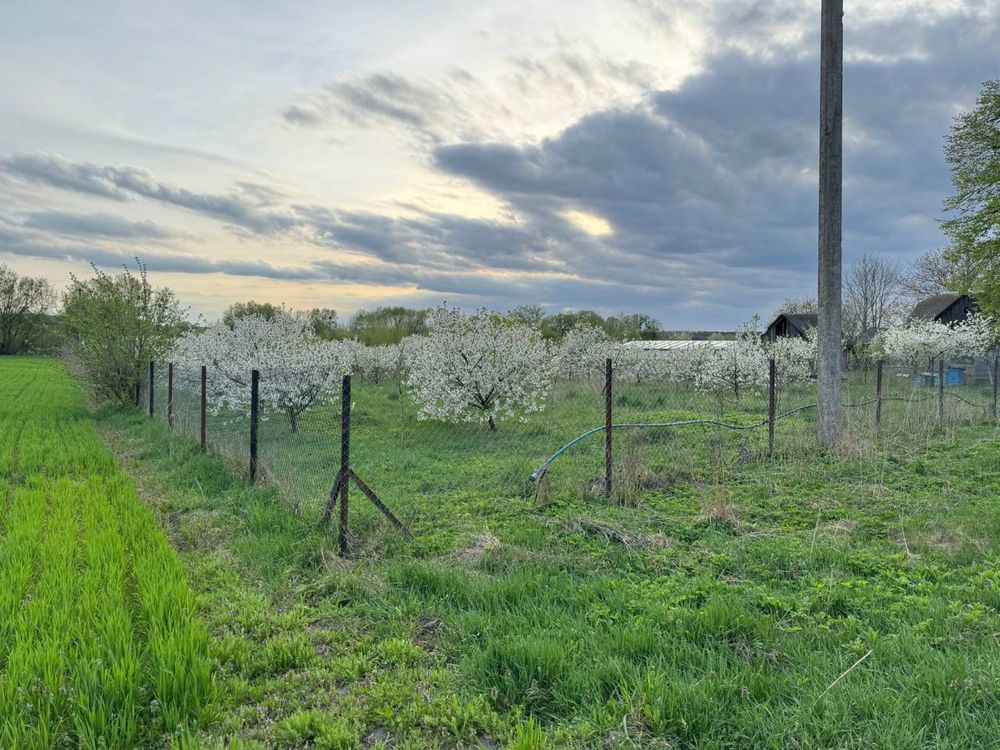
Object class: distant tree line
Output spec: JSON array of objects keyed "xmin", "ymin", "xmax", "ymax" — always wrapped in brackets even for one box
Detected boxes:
[{"xmin": 220, "ymin": 301, "xmax": 663, "ymax": 345}]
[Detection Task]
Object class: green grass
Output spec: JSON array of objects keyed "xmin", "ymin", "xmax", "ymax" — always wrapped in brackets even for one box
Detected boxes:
[
  {"xmin": 91, "ymin": 360, "xmax": 1000, "ymax": 748},
  {"xmin": 0, "ymin": 357, "xmax": 212, "ymax": 748}
]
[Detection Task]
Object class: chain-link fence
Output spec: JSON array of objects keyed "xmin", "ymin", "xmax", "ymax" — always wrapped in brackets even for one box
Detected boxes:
[{"xmin": 140, "ymin": 352, "xmax": 999, "ymax": 552}]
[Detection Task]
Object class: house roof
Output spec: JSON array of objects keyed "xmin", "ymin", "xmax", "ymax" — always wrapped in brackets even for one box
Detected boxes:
[
  {"xmin": 909, "ymin": 293, "xmax": 962, "ymax": 321},
  {"xmin": 763, "ymin": 313, "xmax": 817, "ymax": 336},
  {"xmin": 780, "ymin": 313, "xmax": 818, "ymax": 332}
]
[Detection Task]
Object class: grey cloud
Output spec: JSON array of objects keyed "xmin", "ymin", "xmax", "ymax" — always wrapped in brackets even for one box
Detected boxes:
[
  {"xmin": 0, "ymin": 153, "xmax": 296, "ymax": 234},
  {"xmin": 330, "ymin": 74, "xmax": 445, "ymax": 128},
  {"xmin": 313, "ymin": 253, "xmax": 778, "ymax": 320},
  {"xmin": 280, "ymin": 52, "xmax": 655, "ymax": 142},
  {"xmin": 0, "ymin": 149, "xmax": 566, "ymax": 277},
  {"xmin": 505, "ymin": 51, "xmax": 656, "ymax": 100},
  {"xmin": 282, "ymin": 73, "xmax": 468, "ymax": 135},
  {"xmin": 0, "ymin": 153, "xmax": 130, "ymax": 201},
  {"xmin": 0, "ymin": 224, "xmax": 322, "ymax": 281},
  {"xmin": 282, "ymin": 104, "xmax": 326, "ymax": 127},
  {"xmin": 17, "ymin": 210, "xmax": 177, "ymax": 240},
  {"xmin": 294, "ymin": 204, "xmax": 562, "ymax": 273},
  {"xmin": 2, "ymin": 206, "xmax": 788, "ymax": 322}
]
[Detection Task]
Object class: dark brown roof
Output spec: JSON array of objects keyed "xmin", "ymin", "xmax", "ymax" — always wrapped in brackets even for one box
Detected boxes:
[
  {"xmin": 909, "ymin": 293, "xmax": 961, "ymax": 321},
  {"xmin": 762, "ymin": 313, "xmax": 818, "ymax": 341},
  {"xmin": 783, "ymin": 313, "xmax": 818, "ymax": 331}
]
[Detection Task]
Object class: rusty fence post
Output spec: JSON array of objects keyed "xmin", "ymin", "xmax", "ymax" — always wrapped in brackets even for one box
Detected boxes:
[
  {"xmin": 200, "ymin": 365, "xmax": 207, "ymax": 451},
  {"xmin": 604, "ymin": 358, "xmax": 613, "ymax": 497},
  {"xmin": 167, "ymin": 363, "xmax": 174, "ymax": 429},
  {"xmin": 339, "ymin": 374, "xmax": 352, "ymax": 555},
  {"xmin": 768, "ymin": 358, "xmax": 776, "ymax": 458},
  {"xmin": 938, "ymin": 358, "xmax": 945, "ymax": 421},
  {"xmin": 148, "ymin": 361, "xmax": 155, "ymax": 417},
  {"xmin": 249, "ymin": 369, "xmax": 259, "ymax": 483},
  {"xmin": 875, "ymin": 360, "xmax": 884, "ymax": 432}
]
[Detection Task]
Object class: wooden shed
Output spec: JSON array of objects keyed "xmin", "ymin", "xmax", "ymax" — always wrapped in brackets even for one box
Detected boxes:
[
  {"xmin": 762, "ymin": 313, "xmax": 817, "ymax": 342},
  {"xmin": 908, "ymin": 294, "xmax": 977, "ymax": 325}
]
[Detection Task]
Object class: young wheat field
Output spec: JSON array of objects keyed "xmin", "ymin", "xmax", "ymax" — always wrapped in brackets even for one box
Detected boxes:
[{"xmin": 0, "ymin": 358, "xmax": 212, "ymax": 748}]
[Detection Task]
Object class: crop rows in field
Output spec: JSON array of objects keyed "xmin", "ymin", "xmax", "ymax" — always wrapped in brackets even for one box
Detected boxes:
[{"xmin": 0, "ymin": 358, "xmax": 212, "ymax": 749}]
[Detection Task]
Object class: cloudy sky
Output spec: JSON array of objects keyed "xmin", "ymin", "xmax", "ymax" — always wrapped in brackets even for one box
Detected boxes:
[{"xmin": 1, "ymin": 1, "xmax": 997, "ymax": 327}]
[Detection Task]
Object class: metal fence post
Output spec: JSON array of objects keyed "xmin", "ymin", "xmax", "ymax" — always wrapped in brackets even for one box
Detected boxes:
[
  {"xmin": 148, "ymin": 361, "xmax": 155, "ymax": 417},
  {"xmin": 339, "ymin": 374, "xmax": 352, "ymax": 555},
  {"xmin": 938, "ymin": 358, "xmax": 945, "ymax": 421},
  {"xmin": 249, "ymin": 369, "xmax": 259, "ymax": 483},
  {"xmin": 992, "ymin": 354, "xmax": 999, "ymax": 420},
  {"xmin": 767, "ymin": 358, "xmax": 776, "ymax": 458},
  {"xmin": 875, "ymin": 360, "xmax": 884, "ymax": 432},
  {"xmin": 167, "ymin": 363, "xmax": 174, "ymax": 429},
  {"xmin": 604, "ymin": 358, "xmax": 612, "ymax": 497},
  {"xmin": 200, "ymin": 365, "xmax": 207, "ymax": 451}
]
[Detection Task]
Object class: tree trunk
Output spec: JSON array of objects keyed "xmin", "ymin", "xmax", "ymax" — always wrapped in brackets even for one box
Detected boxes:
[
  {"xmin": 817, "ymin": 0, "xmax": 844, "ymax": 448},
  {"xmin": 289, "ymin": 409, "xmax": 299, "ymax": 433},
  {"xmin": 487, "ymin": 415, "xmax": 496, "ymax": 431}
]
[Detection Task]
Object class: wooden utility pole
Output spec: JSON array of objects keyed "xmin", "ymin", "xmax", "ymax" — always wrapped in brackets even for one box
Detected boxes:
[{"xmin": 817, "ymin": 0, "xmax": 844, "ymax": 448}]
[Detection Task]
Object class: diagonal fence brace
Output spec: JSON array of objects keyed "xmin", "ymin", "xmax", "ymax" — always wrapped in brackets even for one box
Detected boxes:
[{"xmin": 320, "ymin": 374, "xmax": 412, "ymax": 554}]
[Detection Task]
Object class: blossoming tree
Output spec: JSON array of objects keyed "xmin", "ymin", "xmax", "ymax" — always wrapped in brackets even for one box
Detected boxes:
[
  {"xmin": 351, "ymin": 342, "xmax": 402, "ymax": 384},
  {"xmin": 173, "ymin": 313, "xmax": 348, "ymax": 432},
  {"xmin": 406, "ymin": 307, "xmax": 551, "ymax": 430}
]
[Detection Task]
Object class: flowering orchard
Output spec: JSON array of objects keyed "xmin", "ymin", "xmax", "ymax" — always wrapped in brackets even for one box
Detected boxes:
[{"xmin": 165, "ymin": 305, "xmax": 997, "ymax": 444}]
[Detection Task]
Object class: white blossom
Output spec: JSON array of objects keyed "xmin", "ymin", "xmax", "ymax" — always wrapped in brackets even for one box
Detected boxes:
[
  {"xmin": 405, "ymin": 307, "xmax": 551, "ymax": 430},
  {"xmin": 551, "ymin": 325, "xmax": 609, "ymax": 380},
  {"xmin": 357, "ymin": 343, "xmax": 404, "ymax": 383},
  {"xmin": 879, "ymin": 313, "xmax": 997, "ymax": 369}
]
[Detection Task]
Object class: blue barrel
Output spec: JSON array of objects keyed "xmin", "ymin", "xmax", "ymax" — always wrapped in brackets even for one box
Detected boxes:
[{"xmin": 946, "ymin": 367, "xmax": 965, "ymax": 386}]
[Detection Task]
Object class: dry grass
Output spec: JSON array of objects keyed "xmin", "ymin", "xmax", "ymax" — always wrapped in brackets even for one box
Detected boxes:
[
  {"xmin": 612, "ymin": 436, "xmax": 646, "ymax": 506},
  {"xmin": 698, "ymin": 483, "xmax": 744, "ymax": 528},
  {"xmin": 453, "ymin": 531, "xmax": 502, "ymax": 564}
]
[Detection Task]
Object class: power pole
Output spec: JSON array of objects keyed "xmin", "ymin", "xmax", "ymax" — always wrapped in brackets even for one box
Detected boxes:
[{"xmin": 817, "ymin": 0, "xmax": 844, "ymax": 448}]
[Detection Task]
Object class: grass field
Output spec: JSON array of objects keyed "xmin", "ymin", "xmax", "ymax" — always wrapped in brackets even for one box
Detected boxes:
[
  {"xmin": 0, "ymin": 358, "xmax": 212, "ymax": 749},
  {"xmin": 93, "ymin": 358, "xmax": 1000, "ymax": 748}
]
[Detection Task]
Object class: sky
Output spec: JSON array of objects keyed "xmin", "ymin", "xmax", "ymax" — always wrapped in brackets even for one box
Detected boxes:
[{"xmin": 1, "ymin": 0, "xmax": 998, "ymax": 328}]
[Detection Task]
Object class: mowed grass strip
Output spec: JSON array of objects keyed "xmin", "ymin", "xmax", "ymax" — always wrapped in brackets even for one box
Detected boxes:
[{"xmin": 0, "ymin": 357, "xmax": 212, "ymax": 748}]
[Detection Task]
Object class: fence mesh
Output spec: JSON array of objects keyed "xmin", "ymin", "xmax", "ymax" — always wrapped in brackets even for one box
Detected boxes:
[{"xmin": 143, "ymin": 353, "xmax": 999, "ymax": 551}]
